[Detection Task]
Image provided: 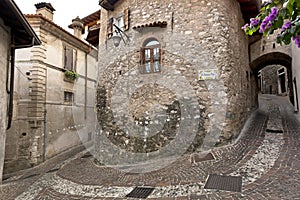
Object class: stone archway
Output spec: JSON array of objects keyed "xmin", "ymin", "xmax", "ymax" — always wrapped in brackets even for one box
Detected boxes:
[{"xmin": 250, "ymin": 52, "xmax": 293, "ymax": 105}]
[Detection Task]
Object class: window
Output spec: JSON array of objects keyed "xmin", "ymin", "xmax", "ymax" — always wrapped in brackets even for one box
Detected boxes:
[
  {"xmin": 64, "ymin": 91, "xmax": 74, "ymax": 104},
  {"xmin": 113, "ymin": 15, "xmax": 124, "ymax": 33},
  {"xmin": 64, "ymin": 45, "xmax": 77, "ymax": 71},
  {"xmin": 141, "ymin": 39, "xmax": 161, "ymax": 73},
  {"xmin": 107, "ymin": 8, "xmax": 130, "ymax": 37}
]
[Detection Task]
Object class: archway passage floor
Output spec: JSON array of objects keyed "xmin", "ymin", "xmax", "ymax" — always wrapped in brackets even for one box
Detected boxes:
[{"xmin": 1, "ymin": 94, "xmax": 300, "ymax": 199}]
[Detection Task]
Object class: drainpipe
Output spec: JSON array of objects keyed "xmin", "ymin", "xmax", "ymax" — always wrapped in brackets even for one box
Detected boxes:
[
  {"xmin": 85, "ymin": 53, "xmax": 88, "ymax": 120},
  {"xmin": 6, "ymin": 48, "xmax": 10, "ymax": 94},
  {"xmin": 293, "ymin": 77, "xmax": 299, "ymax": 112},
  {"xmin": 43, "ymin": 61, "xmax": 48, "ymax": 162},
  {"xmin": 7, "ymin": 41, "xmax": 15, "ymax": 130},
  {"xmin": 43, "ymin": 107, "xmax": 47, "ymax": 161},
  {"xmin": 7, "ymin": 36, "xmax": 35, "ymax": 130}
]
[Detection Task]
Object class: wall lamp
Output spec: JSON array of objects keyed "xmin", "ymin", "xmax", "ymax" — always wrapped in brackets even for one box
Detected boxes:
[{"xmin": 112, "ymin": 24, "xmax": 130, "ymax": 47}]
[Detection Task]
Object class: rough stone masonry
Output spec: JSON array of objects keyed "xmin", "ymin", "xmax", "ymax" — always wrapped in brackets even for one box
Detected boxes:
[{"xmin": 95, "ymin": 0, "xmax": 256, "ymax": 164}]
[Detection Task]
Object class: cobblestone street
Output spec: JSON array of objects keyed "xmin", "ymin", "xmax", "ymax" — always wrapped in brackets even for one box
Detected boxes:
[{"xmin": 1, "ymin": 94, "xmax": 300, "ymax": 200}]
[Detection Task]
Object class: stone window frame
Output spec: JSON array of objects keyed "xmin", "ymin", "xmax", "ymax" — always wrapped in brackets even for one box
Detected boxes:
[
  {"xmin": 140, "ymin": 38, "xmax": 162, "ymax": 74},
  {"xmin": 63, "ymin": 44, "xmax": 77, "ymax": 72}
]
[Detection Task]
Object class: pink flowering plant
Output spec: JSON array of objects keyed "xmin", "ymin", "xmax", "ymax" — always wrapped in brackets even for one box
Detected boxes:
[{"xmin": 242, "ymin": 0, "xmax": 300, "ymax": 47}]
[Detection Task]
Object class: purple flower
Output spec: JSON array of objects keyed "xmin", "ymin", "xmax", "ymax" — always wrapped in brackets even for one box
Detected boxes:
[
  {"xmin": 241, "ymin": 23, "xmax": 249, "ymax": 30},
  {"xmin": 267, "ymin": 21, "xmax": 272, "ymax": 29},
  {"xmin": 259, "ymin": 17, "xmax": 269, "ymax": 33},
  {"xmin": 294, "ymin": 35, "xmax": 300, "ymax": 47},
  {"xmin": 268, "ymin": 7, "xmax": 278, "ymax": 21},
  {"xmin": 250, "ymin": 18, "xmax": 260, "ymax": 26},
  {"xmin": 259, "ymin": 7, "xmax": 278, "ymax": 33},
  {"xmin": 281, "ymin": 21, "xmax": 291, "ymax": 31}
]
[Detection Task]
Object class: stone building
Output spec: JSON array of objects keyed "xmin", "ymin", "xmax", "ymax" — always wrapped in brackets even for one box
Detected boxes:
[
  {"xmin": 258, "ymin": 65, "xmax": 288, "ymax": 95},
  {"xmin": 249, "ymin": 24, "xmax": 295, "ymax": 108},
  {"xmin": 95, "ymin": 0, "xmax": 259, "ymax": 166},
  {"xmin": 4, "ymin": 3, "xmax": 98, "ymax": 174},
  {"xmin": 0, "ymin": 0, "xmax": 40, "ymax": 183}
]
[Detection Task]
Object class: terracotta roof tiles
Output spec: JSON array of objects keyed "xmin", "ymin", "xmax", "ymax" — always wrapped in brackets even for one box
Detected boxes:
[{"xmin": 133, "ymin": 21, "xmax": 167, "ymax": 31}]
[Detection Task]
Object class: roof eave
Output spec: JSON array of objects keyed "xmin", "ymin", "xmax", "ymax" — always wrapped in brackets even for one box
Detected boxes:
[
  {"xmin": 99, "ymin": 0, "xmax": 120, "ymax": 11},
  {"xmin": 2, "ymin": 0, "xmax": 41, "ymax": 46}
]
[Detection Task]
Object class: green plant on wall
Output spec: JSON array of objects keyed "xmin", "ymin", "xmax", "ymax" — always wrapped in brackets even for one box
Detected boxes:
[{"xmin": 64, "ymin": 70, "xmax": 78, "ymax": 80}]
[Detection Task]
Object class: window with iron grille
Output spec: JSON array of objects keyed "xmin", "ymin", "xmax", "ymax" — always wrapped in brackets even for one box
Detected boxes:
[
  {"xmin": 141, "ymin": 39, "xmax": 161, "ymax": 73},
  {"xmin": 64, "ymin": 91, "xmax": 74, "ymax": 104}
]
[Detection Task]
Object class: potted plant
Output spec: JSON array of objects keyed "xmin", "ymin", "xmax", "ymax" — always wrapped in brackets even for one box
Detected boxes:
[{"xmin": 64, "ymin": 70, "xmax": 78, "ymax": 81}]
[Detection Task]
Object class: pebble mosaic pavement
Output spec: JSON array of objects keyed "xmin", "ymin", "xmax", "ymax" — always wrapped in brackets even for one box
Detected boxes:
[{"xmin": 1, "ymin": 95, "xmax": 300, "ymax": 200}]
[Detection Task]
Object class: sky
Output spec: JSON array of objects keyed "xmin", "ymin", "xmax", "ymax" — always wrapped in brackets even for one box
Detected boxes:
[{"xmin": 14, "ymin": 0, "xmax": 100, "ymax": 32}]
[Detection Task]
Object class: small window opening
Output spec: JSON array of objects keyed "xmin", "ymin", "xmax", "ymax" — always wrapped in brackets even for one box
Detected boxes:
[
  {"xmin": 64, "ymin": 91, "xmax": 74, "ymax": 104},
  {"xmin": 141, "ymin": 38, "xmax": 161, "ymax": 74}
]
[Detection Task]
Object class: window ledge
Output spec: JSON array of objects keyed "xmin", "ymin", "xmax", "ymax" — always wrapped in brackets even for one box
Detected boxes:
[{"xmin": 63, "ymin": 77, "xmax": 76, "ymax": 83}]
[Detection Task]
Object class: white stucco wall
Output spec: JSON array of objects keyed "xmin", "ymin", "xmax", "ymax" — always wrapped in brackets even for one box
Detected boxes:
[
  {"xmin": 0, "ymin": 18, "xmax": 10, "ymax": 183},
  {"xmin": 40, "ymin": 35, "xmax": 98, "ymax": 158},
  {"xmin": 5, "ymin": 17, "xmax": 98, "ymax": 172},
  {"xmin": 292, "ymin": 43, "xmax": 300, "ymax": 111}
]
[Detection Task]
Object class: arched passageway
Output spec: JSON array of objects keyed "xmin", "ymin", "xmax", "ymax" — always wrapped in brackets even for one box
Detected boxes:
[{"xmin": 250, "ymin": 52, "xmax": 294, "ymax": 107}]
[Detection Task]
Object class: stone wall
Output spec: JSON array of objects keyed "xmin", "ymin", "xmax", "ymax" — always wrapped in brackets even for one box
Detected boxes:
[
  {"xmin": 96, "ymin": 0, "xmax": 254, "ymax": 164},
  {"xmin": 0, "ymin": 18, "xmax": 10, "ymax": 183},
  {"xmin": 261, "ymin": 65, "xmax": 283, "ymax": 94},
  {"xmin": 250, "ymin": 30, "xmax": 292, "ymax": 64}
]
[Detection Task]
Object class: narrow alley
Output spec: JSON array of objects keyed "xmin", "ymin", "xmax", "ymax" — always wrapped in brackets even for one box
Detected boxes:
[{"xmin": 1, "ymin": 94, "xmax": 299, "ymax": 199}]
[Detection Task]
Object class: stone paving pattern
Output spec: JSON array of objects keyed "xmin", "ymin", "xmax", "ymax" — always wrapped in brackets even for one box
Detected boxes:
[{"xmin": 1, "ymin": 95, "xmax": 300, "ymax": 199}]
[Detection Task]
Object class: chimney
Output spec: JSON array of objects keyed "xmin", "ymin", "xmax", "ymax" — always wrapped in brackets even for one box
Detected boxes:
[
  {"xmin": 69, "ymin": 17, "xmax": 84, "ymax": 39},
  {"xmin": 35, "ymin": 2, "xmax": 55, "ymax": 21}
]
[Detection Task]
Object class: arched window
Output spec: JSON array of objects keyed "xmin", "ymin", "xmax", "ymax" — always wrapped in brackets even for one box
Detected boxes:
[{"xmin": 141, "ymin": 38, "xmax": 161, "ymax": 73}]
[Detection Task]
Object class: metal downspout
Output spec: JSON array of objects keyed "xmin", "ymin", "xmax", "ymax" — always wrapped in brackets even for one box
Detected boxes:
[
  {"xmin": 43, "ymin": 61, "xmax": 48, "ymax": 162},
  {"xmin": 7, "ymin": 35, "xmax": 15, "ymax": 130},
  {"xmin": 7, "ymin": 36, "xmax": 35, "ymax": 130},
  {"xmin": 85, "ymin": 53, "xmax": 88, "ymax": 120}
]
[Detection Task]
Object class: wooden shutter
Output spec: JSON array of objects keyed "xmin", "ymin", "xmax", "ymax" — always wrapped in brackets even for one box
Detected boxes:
[
  {"xmin": 73, "ymin": 49, "xmax": 77, "ymax": 71},
  {"xmin": 64, "ymin": 46, "xmax": 73, "ymax": 71},
  {"xmin": 107, "ymin": 18, "xmax": 113, "ymax": 38},
  {"xmin": 140, "ymin": 48, "xmax": 145, "ymax": 73},
  {"xmin": 124, "ymin": 8, "xmax": 130, "ymax": 31},
  {"xmin": 64, "ymin": 46, "xmax": 67, "ymax": 68},
  {"xmin": 150, "ymin": 48, "xmax": 154, "ymax": 73},
  {"xmin": 156, "ymin": 47, "xmax": 162, "ymax": 72}
]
